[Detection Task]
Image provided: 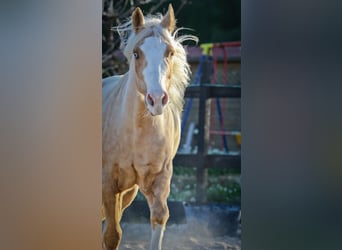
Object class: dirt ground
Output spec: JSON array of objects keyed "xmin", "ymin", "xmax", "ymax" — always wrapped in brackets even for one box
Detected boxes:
[
  {"xmin": 119, "ymin": 218, "xmax": 241, "ymax": 250},
  {"xmin": 103, "ymin": 202, "xmax": 241, "ymax": 250}
]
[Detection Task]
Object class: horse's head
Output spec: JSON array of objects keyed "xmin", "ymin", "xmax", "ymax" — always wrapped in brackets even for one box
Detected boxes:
[{"xmin": 130, "ymin": 5, "xmax": 176, "ymax": 116}]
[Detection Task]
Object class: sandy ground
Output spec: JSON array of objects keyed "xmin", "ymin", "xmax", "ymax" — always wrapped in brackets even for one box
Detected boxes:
[
  {"xmin": 120, "ymin": 208, "xmax": 241, "ymax": 250},
  {"xmin": 103, "ymin": 202, "xmax": 241, "ymax": 250},
  {"xmin": 119, "ymin": 218, "xmax": 241, "ymax": 250}
]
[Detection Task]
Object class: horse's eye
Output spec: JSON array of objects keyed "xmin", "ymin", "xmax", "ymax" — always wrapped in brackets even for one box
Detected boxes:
[
  {"xmin": 170, "ymin": 51, "xmax": 174, "ymax": 57},
  {"xmin": 133, "ymin": 52, "xmax": 139, "ymax": 59}
]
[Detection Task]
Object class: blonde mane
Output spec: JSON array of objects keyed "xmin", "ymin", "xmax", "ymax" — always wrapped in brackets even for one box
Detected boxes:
[{"xmin": 115, "ymin": 14, "xmax": 198, "ymax": 114}]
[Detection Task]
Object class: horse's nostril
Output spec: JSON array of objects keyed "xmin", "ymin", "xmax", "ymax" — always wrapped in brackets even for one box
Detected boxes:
[
  {"xmin": 147, "ymin": 94, "xmax": 154, "ymax": 106},
  {"xmin": 162, "ymin": 93, "xmax": 168, "ymax": 106}
]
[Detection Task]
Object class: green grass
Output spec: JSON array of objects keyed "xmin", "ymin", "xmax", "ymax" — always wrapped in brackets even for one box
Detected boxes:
[
  {"xmin": 134, "ymin": 166, "xmax": 241, "ymax": 203},
  {"xmin": 170, "ymin": 166, "xmax": 241, "ymax": 203}
]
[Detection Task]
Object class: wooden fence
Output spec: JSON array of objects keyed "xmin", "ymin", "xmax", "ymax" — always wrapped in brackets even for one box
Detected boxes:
[{"xmin": 173, "ymin": 58, "xmax": 241, "ymax": 203}]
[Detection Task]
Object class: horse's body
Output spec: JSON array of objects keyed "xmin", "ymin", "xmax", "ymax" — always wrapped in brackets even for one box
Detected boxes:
[{"xmin": 102, "ymin": 5, "xmax": 196, "ymax": 250}]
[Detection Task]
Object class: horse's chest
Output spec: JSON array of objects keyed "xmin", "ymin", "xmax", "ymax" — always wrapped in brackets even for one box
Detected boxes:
[{"xmin": 133, "ymin": 127, "xmax": 169, "ymax": 164}]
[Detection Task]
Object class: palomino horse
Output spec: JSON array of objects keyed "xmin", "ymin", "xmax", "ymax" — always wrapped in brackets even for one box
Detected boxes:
[{"xmin": 102, "ymin": 4, "xmax": 197, "ymax": 250}]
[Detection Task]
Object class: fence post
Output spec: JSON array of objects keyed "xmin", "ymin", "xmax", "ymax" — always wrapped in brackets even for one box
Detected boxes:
[{"xmin": 196, "ymin": 57, "xmax": 211, "ymax": 203}]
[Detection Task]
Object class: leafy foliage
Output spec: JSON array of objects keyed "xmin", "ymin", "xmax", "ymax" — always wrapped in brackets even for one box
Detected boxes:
[{"xmin": 102, "ymin": 0, "xmax": 241, "ymax": 77}]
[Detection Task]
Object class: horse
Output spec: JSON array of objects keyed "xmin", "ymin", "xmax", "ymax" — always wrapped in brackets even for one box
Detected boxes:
[{"xmin": 102, "ymin": 4, "xmax": 197, "ymax": 250}]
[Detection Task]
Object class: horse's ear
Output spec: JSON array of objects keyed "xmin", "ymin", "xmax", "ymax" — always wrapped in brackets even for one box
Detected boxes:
[
  {"xmin": 132, "ymin": 7, "xmax": 145, "ymax": 33},
  {"xmin": 161, "ymin": 4, "xmax": 176, "ymax": 33}
]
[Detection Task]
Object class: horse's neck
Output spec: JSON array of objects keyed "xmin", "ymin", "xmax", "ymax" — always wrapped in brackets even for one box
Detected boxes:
[
  {"xmin": 116, "ymin": 72, "xmax": 180, "ymax": 157},
  {"xmin": 120, "ymin": 73, "xmax": 150, "ymax": 123}
]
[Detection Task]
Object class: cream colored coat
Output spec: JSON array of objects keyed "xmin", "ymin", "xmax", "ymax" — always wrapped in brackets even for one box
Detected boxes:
[{"xmin": 102, "ymin": 4, "xmax": 196, "ymax": 250}]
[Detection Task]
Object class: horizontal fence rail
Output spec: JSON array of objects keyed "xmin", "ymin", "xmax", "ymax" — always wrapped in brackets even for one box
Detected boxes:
[
  {"xmin": 184, "ymin": 84, "xmax": 241, "ymax": 98},
  {"xmin": 174, "ymin": 82, "xmax": 241, "ymax": 202},
  {"xmin": 174, "ymin": 154, "xmax": 241, "ymax": 169}
]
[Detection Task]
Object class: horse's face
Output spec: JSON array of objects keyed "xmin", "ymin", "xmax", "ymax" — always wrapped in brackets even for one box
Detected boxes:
[
  {"xmin": 133, "ymin": 37, "xmax": 175, "ymax": 116},
  {"xmin": 131, "ymin": 5, "xmax": 176, "ymax": 116}
]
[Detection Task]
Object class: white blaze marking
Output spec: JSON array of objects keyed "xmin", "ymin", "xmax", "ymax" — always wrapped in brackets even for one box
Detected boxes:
[{"xmin": 140, "ymin": 37, "xmax": 167, "ymax": 93}]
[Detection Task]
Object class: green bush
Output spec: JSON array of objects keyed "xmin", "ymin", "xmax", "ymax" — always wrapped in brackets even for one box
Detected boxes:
[{"xmin": 170, "ymin": 166, "xmax": 241, "ymax": 203}]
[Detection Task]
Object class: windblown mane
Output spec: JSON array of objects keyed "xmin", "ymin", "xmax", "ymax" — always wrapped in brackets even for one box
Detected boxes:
[{"xmin": 114, "ymin": 14, "xmax": 198, "ymax": 114}]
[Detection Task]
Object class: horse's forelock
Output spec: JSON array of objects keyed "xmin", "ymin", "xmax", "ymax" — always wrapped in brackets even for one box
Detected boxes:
[{"xmin": 123, "ymin": 21, "xmax": 172, "ymax": 61}]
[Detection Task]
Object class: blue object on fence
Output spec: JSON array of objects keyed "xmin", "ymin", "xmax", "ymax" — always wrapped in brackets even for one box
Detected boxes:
[
  {"xmin": 181, "ymin": 49, "xmax": 229, "ymax": 152},
  {"xmin": 181, "ymin": 54, "xmax": 206, "ymax": 133}
]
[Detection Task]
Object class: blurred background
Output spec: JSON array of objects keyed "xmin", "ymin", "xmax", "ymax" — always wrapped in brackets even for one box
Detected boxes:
[{"xmin": 102, "ymin": 0, "xmax": 240, "ymax": 76}]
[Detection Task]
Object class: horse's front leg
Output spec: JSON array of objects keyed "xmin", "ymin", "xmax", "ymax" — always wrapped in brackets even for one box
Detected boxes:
[
  {"xmin": 102, "ymin": 188, "xmax": 123, "ymax": 250},
  {"xmin": 143, "ymin": 165, "xmax": 172, "ymax": 250}
]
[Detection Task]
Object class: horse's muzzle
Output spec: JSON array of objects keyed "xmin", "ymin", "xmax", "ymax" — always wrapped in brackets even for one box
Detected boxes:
[{"xmin": 146, "ymin": 91, "xmax": 168, "ymax": 115}]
